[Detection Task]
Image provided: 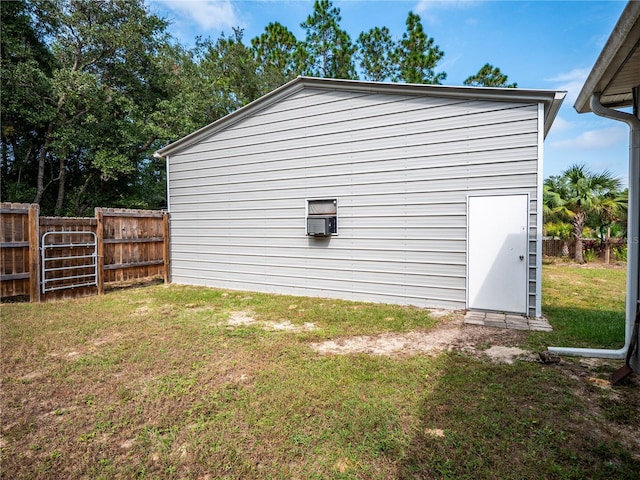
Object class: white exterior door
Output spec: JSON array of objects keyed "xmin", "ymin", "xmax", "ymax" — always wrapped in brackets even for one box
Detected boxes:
[{"xmin": 467, "ymin": 194, "xmax": 529, "ymax": 314}]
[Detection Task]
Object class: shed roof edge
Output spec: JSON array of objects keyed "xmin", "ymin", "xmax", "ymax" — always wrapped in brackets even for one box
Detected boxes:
[{"xmin": 155, "ymin": 76, "xmax": 566, "ymax": 158}]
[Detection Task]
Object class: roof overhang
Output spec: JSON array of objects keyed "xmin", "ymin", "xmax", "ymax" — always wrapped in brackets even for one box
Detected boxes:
[
  {"xmin": 574, "ymin": 1, "xmax": 640, "ymax": 113},
  {"xmin": 154, "ymin": 76, "xmax": 566, "ymax": 158}
]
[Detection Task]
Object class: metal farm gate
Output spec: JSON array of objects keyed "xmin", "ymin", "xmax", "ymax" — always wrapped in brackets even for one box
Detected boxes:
[{"xmin": 41, "ymin": 231, "xmax": 98, "ymax": 293}]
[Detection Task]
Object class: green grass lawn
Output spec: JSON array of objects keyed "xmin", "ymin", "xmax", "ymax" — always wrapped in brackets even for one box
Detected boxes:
[
  {"xmin": 1, "ymin": 264, "xmax": 638, "ymax": 479},
  {"xmin": 528, "ymin": 262, "xmax": 627, "ymax": 350}
]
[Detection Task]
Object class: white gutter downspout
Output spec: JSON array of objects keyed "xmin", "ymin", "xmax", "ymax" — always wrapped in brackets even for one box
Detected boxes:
[{"xmin": 548, "ymin": 92, "xmax": 640, "ymax": 363}]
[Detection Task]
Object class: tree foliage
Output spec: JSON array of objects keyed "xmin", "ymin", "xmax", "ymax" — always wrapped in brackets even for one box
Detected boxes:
[
  {"xmin": 356, "ymin": 26, "xmax": 397, "ymax": 82},
  {"xmin": 1, "ymin": 0, "xmax": 57, "ymax": 204},
  {"xmin": 464, "ymin": 63, "xmax": 517, "ymax": 88},
  {"xmin": 197, "ymin": 28, "xmax": 262, "ymax": 110},
  {"xmin": 396, "ymin": 12, "xmax": 446, "ymax": 84},
  {"xmin": 251, "ymin": 22, "xmax": 301, "ymax": 91},
  {"xmin": 300, "ymin": 0, "xmax": 357, "ymax": 79},
  {"xmin": 2, "ymin": 0, "xmax": 173, "ymax": 214},
  {"xmin": 544, "ymin": 164, "xmax": 624, "ymax": 263}
]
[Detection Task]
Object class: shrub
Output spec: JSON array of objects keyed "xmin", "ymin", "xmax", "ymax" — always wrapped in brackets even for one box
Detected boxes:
[
  {"xmin": 583, "ymin": 249, "xmax": 598, "ymax": 263},
  {"xmin": 613, "ymin": 246, "xmax": 627, "ymax": 262}
]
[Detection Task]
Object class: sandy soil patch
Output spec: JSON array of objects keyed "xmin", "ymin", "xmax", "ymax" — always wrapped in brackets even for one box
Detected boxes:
[
  {"xmin": 226, "ymin": 311, "xmax": 316, "ymax": 332},
  {"xmin": 310, "ymin": 316, "xmax": 532, "ymax": 363},
  {"xmin": 133, "ymin": 305, "xmax": 151, "ymax": 316},
  {"xmin": 482, "ymin": 346, "xmax": 530, "ymax": 364},
  {"xmin": 227, "ymin": 311, "xmax": 256, "ymax": 326}
]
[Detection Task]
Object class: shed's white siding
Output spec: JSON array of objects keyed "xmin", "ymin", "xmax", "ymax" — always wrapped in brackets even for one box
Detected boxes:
[{"xmin": 168, "ymin": 87, "xmax": 542, "ymax": 314}]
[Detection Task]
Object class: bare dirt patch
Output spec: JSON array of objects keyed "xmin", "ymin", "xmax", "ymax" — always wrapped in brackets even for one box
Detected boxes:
[
  {"xmin": 424, "ymin": 428, "xmax": 446, "ymax": 438},
  {"xmin": 310, "ymin": 315, "xmax": 531, "ymax": 363},
  {"xmin": 133, "ymin": 305, "xmax": 151, "ymax": 316},
  {"xmin": 226, "ymin": 311, "xmax": 316, "ymax": 332},
  {"xmin": 92, "ymin": 332, "xmax": 122, "ymax": 347},
  {"xmin": 482, "ymin": 346, "xmax": 530, "ymax": 364},
  {"xmin": 227, "ymin": 311, "xmax": 256, "ymax": 326}
]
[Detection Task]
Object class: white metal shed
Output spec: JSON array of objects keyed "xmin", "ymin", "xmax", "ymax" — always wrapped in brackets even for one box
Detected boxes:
[{"xmin": 155, "ymin": 77, "xmax": 565, "ymax": 317}]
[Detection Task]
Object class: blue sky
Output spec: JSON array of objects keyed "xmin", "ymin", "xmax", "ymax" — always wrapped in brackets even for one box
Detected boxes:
[{"xmin": 148, "ymin": 0, "xmax": 630, "ymax": 186}]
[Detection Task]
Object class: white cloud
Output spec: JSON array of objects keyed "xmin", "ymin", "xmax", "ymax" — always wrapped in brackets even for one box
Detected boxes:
[
  {"xmin": 545, "ymin": 68, "xmax": 590, "ymax": 105},
  {"xmin": 414, "ymin": 0, "xmax": 481, "ymax": 22},
  {"xmin": 549, "ymin": 125, "xmax": 627, "ymax": 150},
  {"xmin": 153, "ymin": 0, "xmax": 240, "ymax": 31},
  {"xmin": 546, "ymin": 69, "xmax": 590, "ymax": 83}
]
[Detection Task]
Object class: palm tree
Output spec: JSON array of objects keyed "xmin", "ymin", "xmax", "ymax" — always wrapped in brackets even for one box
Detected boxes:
[
  {"xmin": 545, "ymin": 221, "xmax": 573, "ymax": 257},
  {"xmin": 551, "ymin": 164, "xmax": 622, "ymax": 264},
  {"xmin": 542, "ymin": 183, "xmax": 564, "ymax": 219},
  {"xmin": 593, "ymin": 189, "xmax": 627, "ymax": 264},
  {"xmin": 543, "ymin": 179, "xmax": 573, "ymax": 257}
]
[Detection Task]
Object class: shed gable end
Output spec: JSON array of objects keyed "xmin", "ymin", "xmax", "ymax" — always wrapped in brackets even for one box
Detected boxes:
[{"xmin": 167, "ymin": 86, "xmax": 543, "ymax": 314}]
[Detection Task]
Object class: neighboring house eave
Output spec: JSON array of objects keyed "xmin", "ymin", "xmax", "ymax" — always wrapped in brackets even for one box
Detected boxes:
[
  {"xmin": 154, "ymin": 76, "xmax": 566, "ymax": 159},
  {"xmin": 574, "ymin": 0, "xmax": 640, "ymax": 113}
]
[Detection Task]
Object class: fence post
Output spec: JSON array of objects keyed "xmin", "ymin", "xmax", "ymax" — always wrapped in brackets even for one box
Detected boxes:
[
  {"xmin": 162, "ymin": 212, "xmax": 170, "ymax": 284},
  {"xmin": 95, "ymin": 208, "xmax": 104, "ymax": 295},
  {"xmin": 28, "ymin": 204, "xmax": 40, "ymax": 302}
]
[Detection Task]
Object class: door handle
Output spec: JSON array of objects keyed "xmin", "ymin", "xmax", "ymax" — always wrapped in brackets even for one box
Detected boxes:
[{"xmin": 519, "ymin": 255, "xmax": 524, "ymax": 261}]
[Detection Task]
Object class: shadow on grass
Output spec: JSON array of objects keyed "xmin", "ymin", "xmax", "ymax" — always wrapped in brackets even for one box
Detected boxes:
[{"xmin": 397, "ymin": 352, "xmax": 640, "ymax": 480}]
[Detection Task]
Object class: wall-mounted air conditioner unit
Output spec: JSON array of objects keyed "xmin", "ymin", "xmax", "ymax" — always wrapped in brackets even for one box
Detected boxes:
[
  {"xmin": 307, "ymin": 217, "xmax": 337, "ymax": 236},
  {"xmin": 306, "ymin": 199, "xmax": 338, "ymax": 236}
]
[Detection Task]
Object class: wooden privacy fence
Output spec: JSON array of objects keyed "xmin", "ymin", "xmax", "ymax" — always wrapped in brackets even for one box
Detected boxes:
[
  {"xmin": 542, "ymin": 238, "xmax": 626, "ymax": 258},
  {"xmin": 0, "ymin": 203, "xmax": 169, "ymax": 302},
  {"xmin": 542, "ymin": 238, "xmax": 574, "ymax": 257}
]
